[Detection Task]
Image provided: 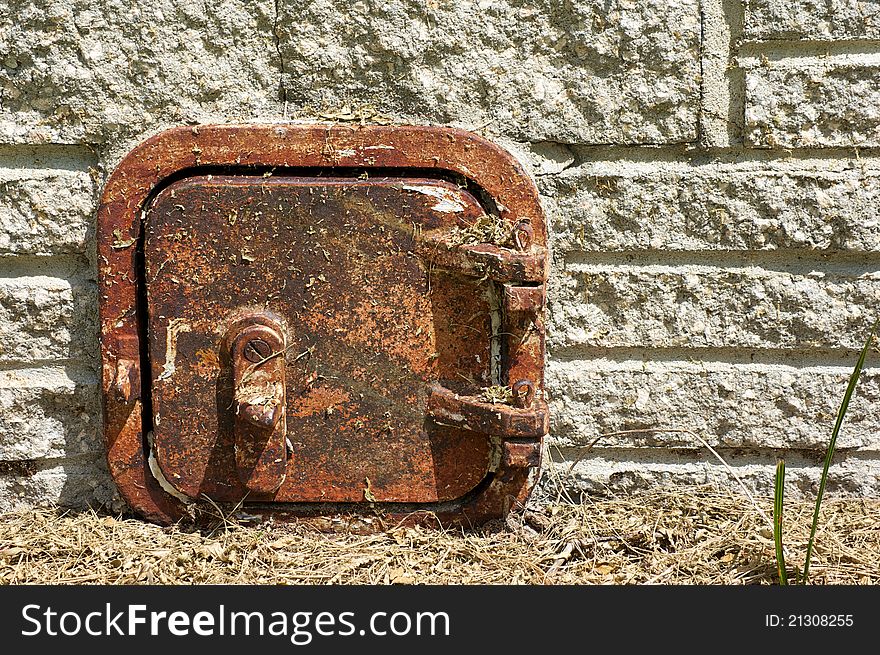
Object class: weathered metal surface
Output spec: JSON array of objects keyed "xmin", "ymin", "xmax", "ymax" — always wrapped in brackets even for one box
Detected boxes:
[
  {"xmin": 511, "ymin": 219, "xmax": 534, "ymax": 251},
  {"xmin": 503, "ymin": 284, "xmax": 544, "ymax": 314},
  {"xmin": 425, "ymin": 383, "xmax": 549, "ymax": 439},
  {"xmin": 502, "ymin": 284, "xmax": 546, "ymax": 396},
  {"xmin": 97, "ymin": 124, "xmax": 548, "ymax": 527},
  {"xmin": 502, "ymin": 440, "xmax": 542, "ymax": 470},
  {"xmin": 107, "ymin": 334, "xmax": 141, "ymax": 405},
  {"xmin": 418, "ymin": 238, "xmax": 547, "ymax": 283},
  {"xmin": 112, "ymin": 358, "xmax": 139, "ymax": 405},
  {"xmin": 145, "ymin": 176, "xmax": 494, "ymax": 504}
]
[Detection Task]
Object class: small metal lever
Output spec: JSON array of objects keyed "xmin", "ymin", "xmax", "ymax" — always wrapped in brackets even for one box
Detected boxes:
[
  {"xmin": 425, "ymin": 383, "xmax": 548, "ymax": 439},
  {"xmin": 226, "ymin": 316, "xmax": 288, "ymax": 495}
]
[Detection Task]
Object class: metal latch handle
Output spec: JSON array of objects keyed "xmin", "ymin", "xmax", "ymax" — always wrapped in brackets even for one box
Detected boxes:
[{"xmin": 226, "ymin": 316, "xmax": 288, "ymax": 495}]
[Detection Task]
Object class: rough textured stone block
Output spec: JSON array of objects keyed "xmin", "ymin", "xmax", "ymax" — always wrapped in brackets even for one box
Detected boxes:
[
  {"xmin": 537, "ymin": 451, "xmax": 880, "ymax": 500},
  {"xmin": 0, "ymin": 0, "xmax": 278, "ymax": 145},
  {"xmin": 278, "ymin": 0, "xmax": 701, "ymax": 144},
  {"xmin": 745, "ymin": 0, "xmax": 880, "ymax": 40},
  {"xmin": 746, "ymin": 65, "xmax": 880, "ymax": 148},
  {"xmin": 547, "ymin": 359, "xmax": 880, "ymax": 451},
  {"xmin": 0, "ymin": 276, "xmax": 96, "ymax": 363},
  {"xmin": 547, "ymin": 165, "xmax": 880, "ymax": 253},
  {"xmin": 0, "ymin": 457, "xmax": 121, "ymax": 513},
  {"xmin": 0, "ymin": 174, "xmax": 95, "ymax": 255},
  {"xmin": 0, "ymin": 367, "xmax": 99, "ymax": 461},
  {"xmin": 549, "ymin": 264, "xmax": 879, "ymax": 351}
]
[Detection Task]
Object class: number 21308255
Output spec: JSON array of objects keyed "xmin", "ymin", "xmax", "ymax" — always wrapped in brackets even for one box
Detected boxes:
[{"xmin": 765, "ymin": 614, "xmax": 853, "ymax": 628}]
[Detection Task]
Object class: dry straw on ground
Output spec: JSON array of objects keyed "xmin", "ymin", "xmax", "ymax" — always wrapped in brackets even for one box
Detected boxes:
[{"xmin": 1, "ymin": 483, "xmax": 877, "ymax": 585}]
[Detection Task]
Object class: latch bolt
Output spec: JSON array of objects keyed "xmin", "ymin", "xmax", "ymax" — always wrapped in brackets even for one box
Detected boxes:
[{"xmin": 225, "ymin": 315, "xmax": 288, "ymax": 496}]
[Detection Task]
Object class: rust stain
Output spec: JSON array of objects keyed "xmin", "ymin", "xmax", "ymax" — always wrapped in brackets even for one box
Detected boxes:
[
  {"xmin": 300, "ymin": 281, "xmax": 438, "ymax": 377},
  {"xmin": 289, "ymin": 386, "xmax": 352, "ymax": 418},
  {"xmin": 193, "ymin": 348, "xmax": 220, "ymax": 378}
]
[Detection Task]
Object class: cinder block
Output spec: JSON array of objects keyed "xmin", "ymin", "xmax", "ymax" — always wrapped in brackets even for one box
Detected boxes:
[
  {"xmin": 0, "ymin": 174, "xmax": 95, "ymax": 255},
  {"xmin": 537, "ymin": 451, "xmax": 880, "ymax": 500},
  {"xmin": 746, "ymin": 65, "xmax": 880, "ymax": 148},
  {"xmin": 278, "ymin": 0, "xmax": 701, "ymax": 144},
  {"xmin": 549, "ymin": 264, "xmax": 880, "ymax": 351},
  {"xmin": 5, "ymin": 0, "xmax": 880, "ymax": 508},
  {"xmin": 745, "ymin": 0, "xmax": 880, "ymax": 40},
  {"xmin": 0, "ymin": 0, "xmax": 279, "ymax": 145},
  {"xmin": 0, "ymin": 457, "xmax": 121, "ymax": 513},
  {"xmin": 0, "ymin": 276, "xmax": 97, "ymax": 363},
  {"xmin": 0, "ymin": 367, "xmax": 100, "ymax": 461},
  {"xmin": 547, "ymin": 359, "xmax": 880, "ymax": 451},
  {"xmin": 547, "ymin": 165, "xmax": 880, "ymax": 252}
]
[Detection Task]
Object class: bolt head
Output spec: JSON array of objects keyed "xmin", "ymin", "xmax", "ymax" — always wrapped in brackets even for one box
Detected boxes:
[{"xmin": 244, "ymin": 338, "xmax": 273, "ymax": 363}]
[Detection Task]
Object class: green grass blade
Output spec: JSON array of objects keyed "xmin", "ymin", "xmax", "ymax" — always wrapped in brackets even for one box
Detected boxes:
[
  {"xmin": 773, "ymin": 459, "xmax": 788, "ymax": 585},
  {"xmin": 802, "ymin": 319, "xmax": 878, "ymax": 583}
]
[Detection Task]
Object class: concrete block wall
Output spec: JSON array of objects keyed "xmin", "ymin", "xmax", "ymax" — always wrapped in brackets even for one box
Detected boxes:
[{"xmin": 1, "ymin": 0, "xmax": 879, "ymax": 512}]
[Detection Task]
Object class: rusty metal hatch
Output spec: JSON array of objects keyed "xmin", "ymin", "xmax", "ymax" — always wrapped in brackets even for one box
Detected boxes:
[{"xmin": 97, "ymin": 125, "xmax": 548, "ymax": 527}]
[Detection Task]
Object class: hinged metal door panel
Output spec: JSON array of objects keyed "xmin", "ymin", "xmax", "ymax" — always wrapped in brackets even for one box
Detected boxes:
[{"xmin": 145, "ymin": 176, "xmax": 493, "ymax": 503}]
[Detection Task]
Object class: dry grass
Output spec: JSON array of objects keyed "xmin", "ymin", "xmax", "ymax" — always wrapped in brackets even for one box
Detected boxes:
[
  {"xmin": 1, "ymin": 485, "xmax": 877, "ymax": 585},
  {"xmin": 448, "ymin": 214, "xmax": 512, "ymax": 248}
]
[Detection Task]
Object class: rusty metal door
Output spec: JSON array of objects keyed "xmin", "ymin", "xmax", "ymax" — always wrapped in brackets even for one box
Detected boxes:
[
  {"xmin": 145, "ymin": 175, "xmax": 498, "ymax": 504},
  {"xmin": 98, "ymin": 125, "xmax": 548, "ymax": 526}
]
